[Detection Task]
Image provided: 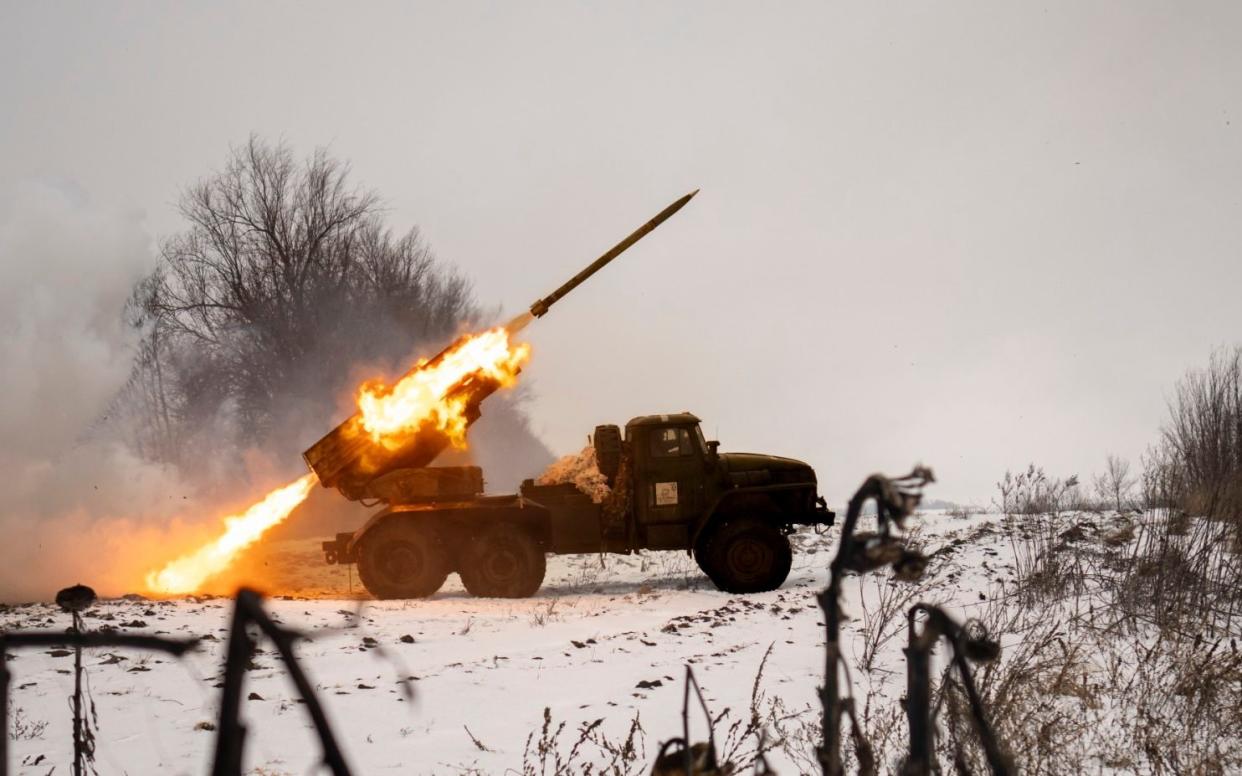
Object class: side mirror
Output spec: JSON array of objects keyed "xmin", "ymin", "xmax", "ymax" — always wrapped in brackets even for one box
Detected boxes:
[{"xmin": 707, "ymin": 440, "xmax": 720, "ymax": 460}]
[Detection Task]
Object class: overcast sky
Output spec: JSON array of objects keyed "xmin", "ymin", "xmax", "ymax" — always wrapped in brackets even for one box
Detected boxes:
[{"xmin": 3, "ymin": 1, "xmax": 1240, "ymax": 504}]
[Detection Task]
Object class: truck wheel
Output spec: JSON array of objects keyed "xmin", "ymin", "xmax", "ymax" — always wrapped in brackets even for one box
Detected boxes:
[
  {"xmin": 698, "ymin": 518, "xmax": 792, "ymax": 594},
  {"xmin": 459, "ymin": 523, "xmax": 546, "ymax": 598},
  {"xmin": 356, "ymin": 519, "xmax": 449, "ymax": 599}
]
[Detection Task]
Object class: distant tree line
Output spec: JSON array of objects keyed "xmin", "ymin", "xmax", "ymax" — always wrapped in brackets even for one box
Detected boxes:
[
  {"xmin": 1024, "ymin": 346, "xmax": 1242, "ymax": 526},
  {"xmin": 990, "ymin": 345, "xmax": 1241, "ymax": 524}
]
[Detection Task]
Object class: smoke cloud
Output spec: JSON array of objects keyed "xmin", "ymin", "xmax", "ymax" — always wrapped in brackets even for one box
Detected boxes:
[{"xmin": 0, "ymin": 183, "xmax": 205, "ymax": 601}]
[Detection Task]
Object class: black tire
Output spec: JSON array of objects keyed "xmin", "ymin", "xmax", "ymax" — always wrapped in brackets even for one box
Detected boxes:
[
  {"xmin": 356, "ymin": 518, "xmax": 449, "ymax": 600},
  {"xmin": 697, "ymin": 517, "xmax": 792, "ymax": 594},
  {"xmin": 459, "ymin": 522, "xmax": 547, "ymax": 598}
]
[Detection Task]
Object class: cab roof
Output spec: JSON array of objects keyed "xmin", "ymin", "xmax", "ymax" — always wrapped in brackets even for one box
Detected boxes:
[{"xmin": 626, "ymin": 412, "xmax": 701, "ymax": 428}]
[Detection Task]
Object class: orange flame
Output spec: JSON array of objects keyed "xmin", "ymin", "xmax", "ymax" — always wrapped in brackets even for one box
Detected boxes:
[
  {"xmin": 355, "ymin": 326, "xmax": 530, "ymax": 450},
  {"xmin": 145, "ymin": 326, "xmax": 532, "ymax": 595},
  {"xmin": 144, "ymin": 473, "xmax": 318, "ymax": 594}
]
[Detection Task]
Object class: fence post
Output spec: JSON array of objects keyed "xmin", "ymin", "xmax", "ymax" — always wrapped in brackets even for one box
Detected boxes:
[
  {"xmin": 210, "ymin": 588, "xmax": 354, "ymax": 776},
  {"xmin": 903, "ymin": 609, "xmax": 933, "ymax": 775},
  {"xmin": 901, "ymin": 604, "xmax": 1009, "ymax": 776},
  {"xmin": 211, "ymin": 592, "xmax": 256, "ymax": 776},
  {"xmin": 818, "ymin": 467, "xmax": 934, "ymax": 776}
]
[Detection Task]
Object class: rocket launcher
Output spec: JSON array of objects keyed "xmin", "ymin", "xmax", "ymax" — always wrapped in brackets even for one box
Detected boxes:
[{"xmin": 302, "ymin": 190, "xmax": 698, "ymax": 501}]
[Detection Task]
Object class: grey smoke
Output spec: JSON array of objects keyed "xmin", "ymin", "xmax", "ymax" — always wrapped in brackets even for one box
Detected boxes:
[{"xmin": 0, "ymin": 182, "xmax": 199, "ymax": 602}]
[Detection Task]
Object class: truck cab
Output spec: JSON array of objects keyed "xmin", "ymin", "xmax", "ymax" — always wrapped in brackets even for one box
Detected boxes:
[
  {"xmin": 629, "ymin": 414, "xmax": 712, "ymax": 549},
  {"xmin": 611, "ymin": 413, "xmax": 832, "ymax": 589}
]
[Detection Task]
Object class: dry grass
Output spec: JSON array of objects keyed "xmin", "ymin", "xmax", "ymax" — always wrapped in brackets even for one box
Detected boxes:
[
  {"xmin": 854, "ymin": 573, "xmax": 934, "ymax": 674},
  {"xmin": 517, "ymin": 707, "xmax": 648, "ymax": 776},
  {"xmin": 940, "ymin": 601, "xmax": 1092, "ymax": 774},
  {"xmin": 10, "ymin": 707, "xmax": 49, "ymax": 741},
  {"xmin": 503, "ymin": 648, "xmax": 816, "ymax": 776},
  {"xmin": 943, "ymin": 477, "xmax": 1242, "ymax": 774}
]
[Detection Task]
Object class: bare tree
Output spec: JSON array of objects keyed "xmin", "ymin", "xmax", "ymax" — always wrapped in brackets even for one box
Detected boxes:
[
  {"xmin": 1138, "ymin": 445, "xmax": 1180, "ymax": 513},
  {"xmin": 1161, "ymin": 345, "xmax": 1242, "ymax": 523},
  {"xmin": 122, "ymin": 137, "xmax": 479, "ymax": 464},
  {"xmin": 1093, "ymin": 454, "xmax": 1135, "ymax": 512}
]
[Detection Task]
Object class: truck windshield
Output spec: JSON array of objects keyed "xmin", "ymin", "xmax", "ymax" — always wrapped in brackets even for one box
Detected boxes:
[{"xmin": 650, "ymin": 427, "xmax": 695, "ymax": 458}]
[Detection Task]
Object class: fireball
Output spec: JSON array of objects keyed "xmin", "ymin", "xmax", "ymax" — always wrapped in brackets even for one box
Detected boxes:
[{"xmin": 355, "ymin": 326, "xmax": 529, "ymax": 449}]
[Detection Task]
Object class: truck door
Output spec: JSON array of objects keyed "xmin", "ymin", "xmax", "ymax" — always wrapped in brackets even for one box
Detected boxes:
[{"xmin": 636, "ymin": 424, "xmax": 705, "ymax": 548}]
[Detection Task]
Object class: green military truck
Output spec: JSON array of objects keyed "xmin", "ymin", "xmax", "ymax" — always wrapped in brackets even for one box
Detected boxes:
[
  {"xmin": 308, "ymin": 192, "xmax": 834, "ymax": 599},
  {"xmin": 320, "ymin": 412, "xmax": 834, "ymax": 599}
]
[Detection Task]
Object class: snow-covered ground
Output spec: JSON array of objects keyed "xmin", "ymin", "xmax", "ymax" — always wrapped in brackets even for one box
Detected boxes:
[{"xmin": 0, "ymin": 510, "xmax": 1149, "ymax": 774}]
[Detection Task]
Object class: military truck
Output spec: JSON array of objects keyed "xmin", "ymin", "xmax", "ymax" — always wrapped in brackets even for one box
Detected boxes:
[
  {"xmin": 307, "ymin": 192, "xmax": 832, "ymax": 598},
  {"xmin": 321, "ymin": 412, "xmax": 834, "ymax": 598}
]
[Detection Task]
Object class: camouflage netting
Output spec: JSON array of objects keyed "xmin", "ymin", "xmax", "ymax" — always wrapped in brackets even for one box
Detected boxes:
[{"xmin": 536, "ymin": 446, "xmax": 612, "ymax": 503}]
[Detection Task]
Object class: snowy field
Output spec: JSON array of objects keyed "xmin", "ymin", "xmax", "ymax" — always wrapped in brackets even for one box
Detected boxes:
[{"xmin": 1, "ymin": 509, "xmax": 1217, "ymax": 774}]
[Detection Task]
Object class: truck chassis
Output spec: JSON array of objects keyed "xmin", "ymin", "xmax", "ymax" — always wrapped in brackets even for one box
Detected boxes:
[{"xmin": 322, "ymin": 413, "xmax": 834, "ymax": 599}]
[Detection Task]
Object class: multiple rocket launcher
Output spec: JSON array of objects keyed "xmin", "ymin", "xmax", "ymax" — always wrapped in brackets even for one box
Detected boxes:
[{"xmin": 301, "ymin": 190, "xmax": 699, "ymax": 501}]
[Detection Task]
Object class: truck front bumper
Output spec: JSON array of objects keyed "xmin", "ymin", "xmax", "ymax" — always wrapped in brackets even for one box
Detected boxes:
[{"xmin": 815, "ymin": 496, "xmax": 836, "ymax": 526}]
